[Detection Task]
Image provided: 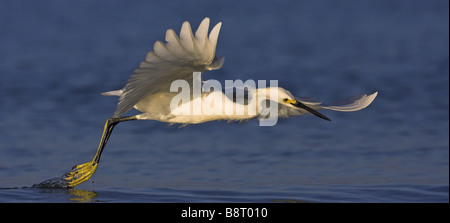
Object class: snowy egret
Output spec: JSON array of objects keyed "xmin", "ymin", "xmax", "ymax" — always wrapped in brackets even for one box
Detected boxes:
[{"xmin": 63, "ymin": 17, "xmax": 377, "ymax": 187}]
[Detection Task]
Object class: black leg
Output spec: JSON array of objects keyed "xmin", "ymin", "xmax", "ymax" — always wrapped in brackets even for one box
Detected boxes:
[
  {"xmin": 93, "ymin": 116, "xmax": 138, "ymax": 165},
  {"xmin": 64, "ymin": 115, "xmax": 137, "ymax": 187}
]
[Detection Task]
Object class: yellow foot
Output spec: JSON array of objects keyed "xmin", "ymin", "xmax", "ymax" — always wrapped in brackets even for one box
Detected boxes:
[{"xmin": 64, "ymin": 161, "xmax": 98, "ymax": 187}]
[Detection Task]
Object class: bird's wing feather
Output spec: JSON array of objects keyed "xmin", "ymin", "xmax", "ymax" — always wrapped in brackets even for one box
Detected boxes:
[
  {"xmin": 277, "ymin": 92, "xmax": 378, "ymax": 118},
  {"xmin": 321, "ymin": 92, "xmax": 378, "ymax": 112},
  {"xmin": 113, "ymin": 18, "xmax": 223, "ymax": 117},
  {"xmin": 295, "ymin": 92, "xmax": 378, "ymax": 112}
]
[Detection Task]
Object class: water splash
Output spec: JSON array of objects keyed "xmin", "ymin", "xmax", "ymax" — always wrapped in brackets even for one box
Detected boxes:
[{"xmin": 32, "ymin": 175, "xmax": 71, "ymax": 188}]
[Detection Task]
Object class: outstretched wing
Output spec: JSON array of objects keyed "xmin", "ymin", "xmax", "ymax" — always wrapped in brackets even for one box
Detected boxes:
[{"xmin": 113, "ymin": 17, "xmax": 224, "ymax": 117}]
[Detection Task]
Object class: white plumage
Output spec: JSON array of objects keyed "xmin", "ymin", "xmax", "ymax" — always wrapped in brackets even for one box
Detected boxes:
[
  {"xmin": 104, "ymin": 17, "xmax": 377, "ymax": 124},
  {"xmin": 62, "ymin": 18, "xmax": 378, "ymax": 187},
  {"xmin": 112, "ymin": 18, "xmax": 224, "ymax": 117}
]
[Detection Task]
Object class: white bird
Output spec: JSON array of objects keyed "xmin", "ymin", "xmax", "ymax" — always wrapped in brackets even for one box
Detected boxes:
[{"xmin": 63, "ymin": 17, "xmax": 377, "ymax": 187}]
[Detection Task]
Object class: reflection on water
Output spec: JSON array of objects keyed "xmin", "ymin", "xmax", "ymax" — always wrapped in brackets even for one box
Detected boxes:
[
  {"xmin": 0, "ymin": 187, "xmax": 98, "ymax": 203},
  {"xmin": 36, "ymin": 188, "xmax": 99, "ymax": 202},
  {"xmin": 68, "ymin": 189, "xmax": 98, "ymax": 202}
]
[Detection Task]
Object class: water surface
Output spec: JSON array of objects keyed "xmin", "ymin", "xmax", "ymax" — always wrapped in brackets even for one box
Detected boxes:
[{"xmin": 0, "ymin": 0, "xmax": 448, "ymax": 202}]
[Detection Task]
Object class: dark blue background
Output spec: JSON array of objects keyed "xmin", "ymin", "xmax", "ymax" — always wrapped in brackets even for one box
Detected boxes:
[{"xmin": 0, "ymin": 0, "xmax": 448, "ymax": 202}]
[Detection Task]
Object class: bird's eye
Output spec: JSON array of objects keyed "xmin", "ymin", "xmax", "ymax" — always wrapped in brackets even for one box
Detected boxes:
[{"xmin": 283, "ymin": 98, "xmax": 288, "ymax": 102}]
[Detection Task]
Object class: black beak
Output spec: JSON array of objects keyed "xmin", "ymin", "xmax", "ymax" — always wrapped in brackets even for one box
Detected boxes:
[{"xmin": 292, "ymin": 101, "xmax": 331, "ymax": 121}]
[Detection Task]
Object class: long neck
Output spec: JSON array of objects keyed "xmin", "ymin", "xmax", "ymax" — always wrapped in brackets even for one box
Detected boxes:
[
  {"xmin": 165, "ymin": 88, "xmax": 276, "ymax": 124},
  {"xmin": 203, "ymin": 91, "xmax": 258, "ymax": 120},
  {"xmin": 218, "ymin": 88, "xmax": 274, "ymax": 120}
]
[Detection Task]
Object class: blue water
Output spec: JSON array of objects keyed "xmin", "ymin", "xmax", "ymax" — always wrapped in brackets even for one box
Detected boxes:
[{"xmin": 0, "ymin": 0, "xmax": 448, "ymax": 202}]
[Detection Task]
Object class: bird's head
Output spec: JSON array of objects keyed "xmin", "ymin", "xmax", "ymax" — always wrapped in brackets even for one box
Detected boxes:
[{"xmin": 258, "ymin": 87, "xmax": 331, "ymax": 121}]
